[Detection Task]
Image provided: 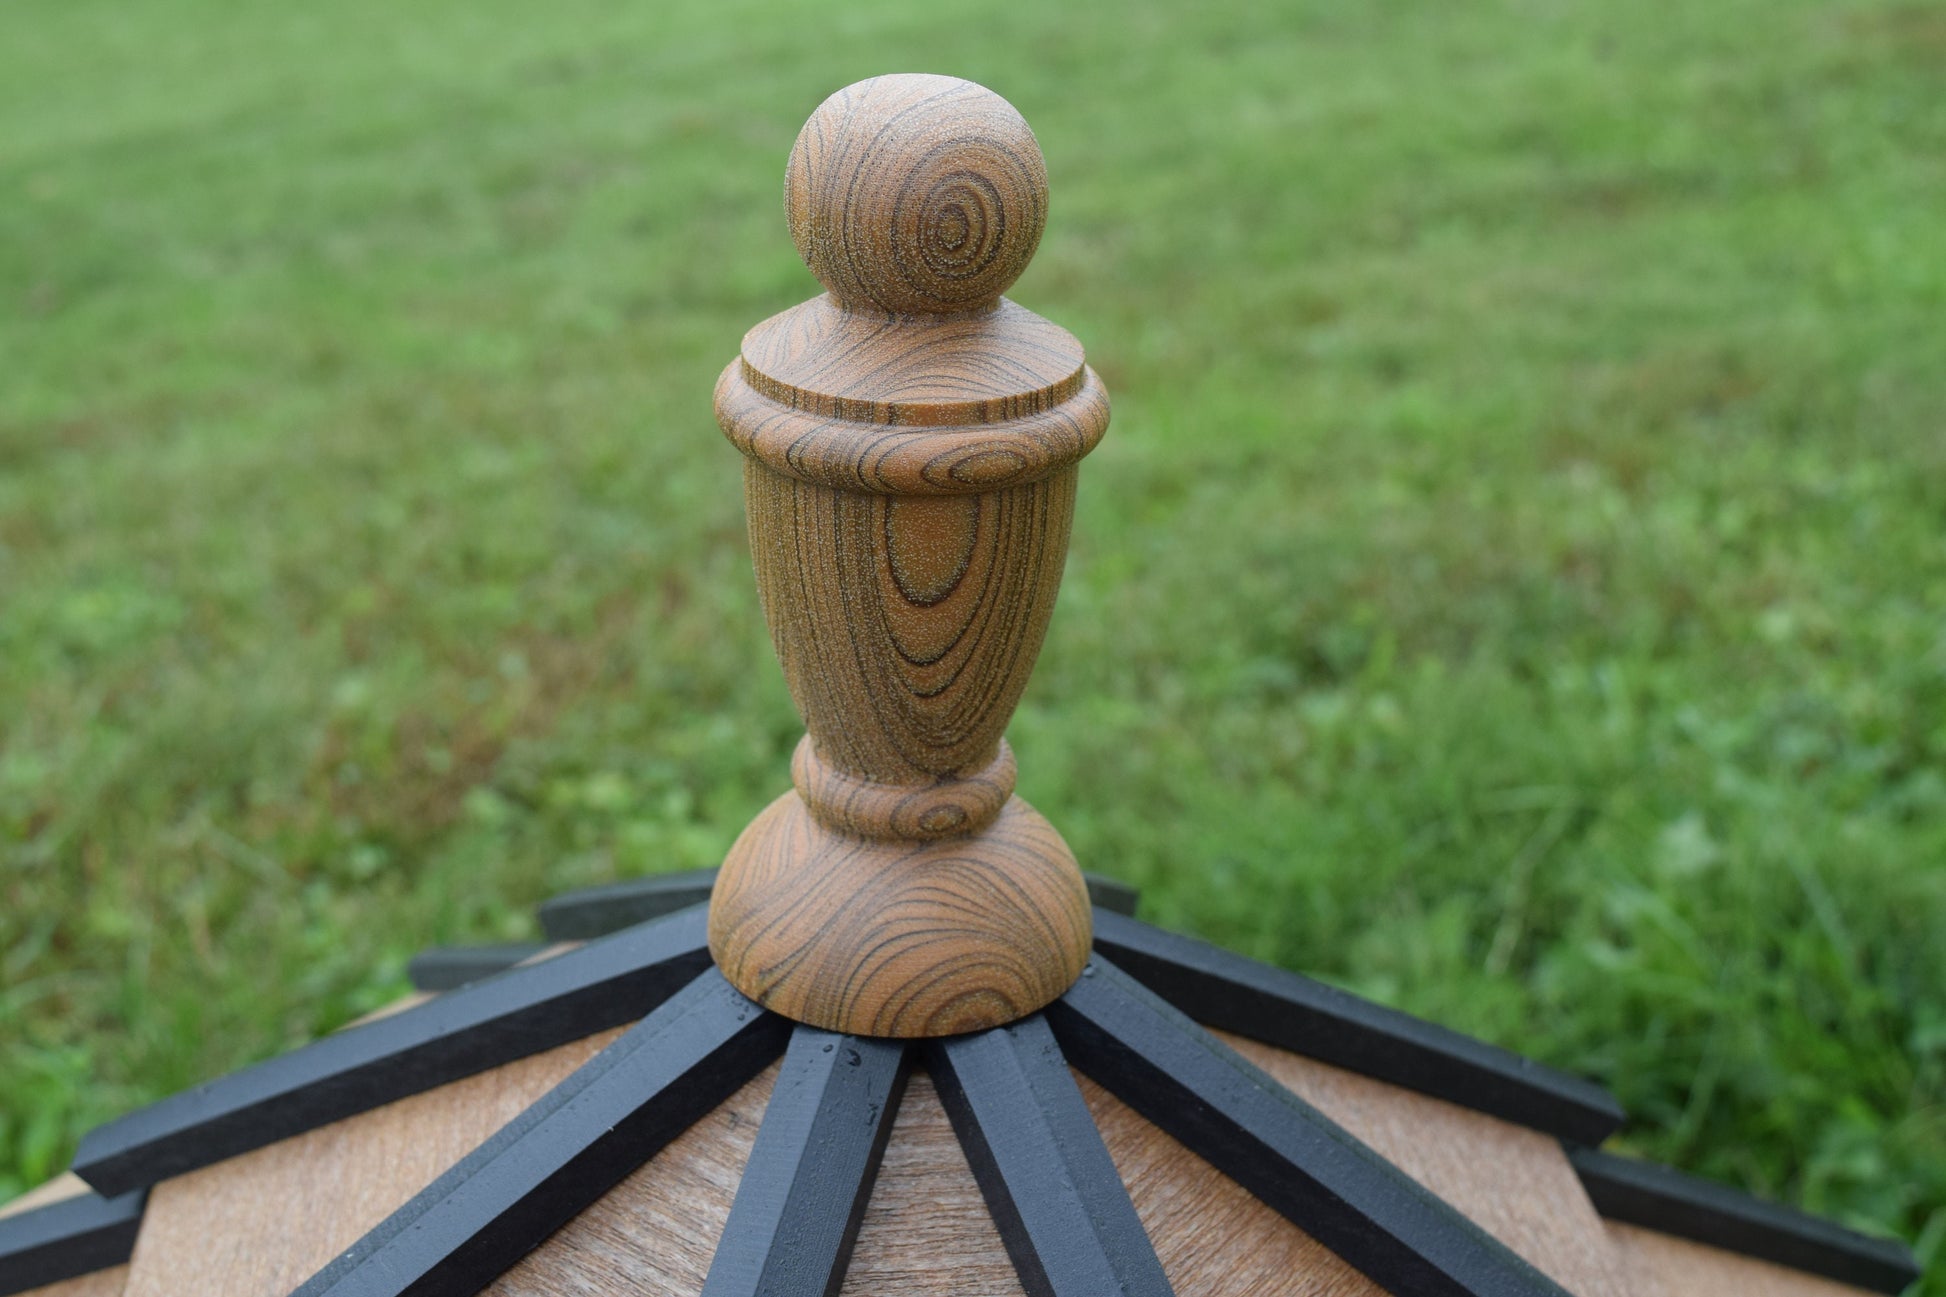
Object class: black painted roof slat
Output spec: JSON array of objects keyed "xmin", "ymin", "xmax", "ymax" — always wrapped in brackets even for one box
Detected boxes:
[
  {"xmin": 1568, "ymin": 1146, "xmax": 1922, "ymax": 1295},
  {"xmin": 73, "ymin": 904, "xmax": 715, "ymax": 1197},
  {"xmin": 701, "ymin": 1026, "xmax": 911, "ymax": 1297},
  {"xmin": 929, "ymin": 1014, "xmax": 1173, "ymax": 1297},
  {"xmin": 1091, "ymin": 907, "xmax": 1623, "ymax": 1145},
  {"xmin": 1049, "ymin": 958, "xmax": 1573, "ymax": 1297},
  {"xmin": 1081, "ymin": 874, "xmax": 1142, "ymax": 918},
  {"xmin": 536, "ymin": 870, "xmax": 1140, "ymax": 943},
  {"xmin": 538, "ymin": 869, "xmax": 724, "ymax": 940},
  {"xmin": 406, "ymin": 943, "xmax": 552, "ymax": 991},
  {"xmin": 293, "ymin": 968, "xmax": 789, "ymax": 1297},
  {"xmin": 0, "ymin": 1188, "xmax": 147, "ymax": 1297}
]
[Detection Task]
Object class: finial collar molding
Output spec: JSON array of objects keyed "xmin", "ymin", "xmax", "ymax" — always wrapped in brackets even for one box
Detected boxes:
[{"xmin": 715, "ymin": 359, "xmax": 1109, "ymax": 496}]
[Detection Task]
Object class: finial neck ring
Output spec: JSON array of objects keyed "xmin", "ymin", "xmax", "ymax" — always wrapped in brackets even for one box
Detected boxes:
[{"xmin": 792, "ymin": 737, "xmax": 1016, "ymax": 840}]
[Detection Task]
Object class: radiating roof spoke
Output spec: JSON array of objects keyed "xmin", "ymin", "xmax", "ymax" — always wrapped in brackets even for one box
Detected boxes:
[
  {"xmin": 1047, "ymin": 958, "xmax": 1572, "ymax": 1297},
  {"xmin": 73, "ymin": 904, "xmax": 715, "ymax": 1197},
  {"xmin": 929, "ymin": 1013, "xmax": 1173, "ymax": 1297},
  {"xmin": 0, "ymin": 1188, "xmax": 146, "ymax": 1297},
  {"xmin": 1091, "ymin": 907, "xmax": 1623, "ymax": 1145},
  {"xmin": 291, "ymin": 968, "xmax": 788, "ymax": 1297},
  {"xmin": 701, "ymin": 1025, "xmax": 910, "ymax": 1297}
]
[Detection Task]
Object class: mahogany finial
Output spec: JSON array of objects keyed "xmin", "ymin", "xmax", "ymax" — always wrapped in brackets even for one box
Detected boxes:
[
  {"xmin": 785, "ymin": 74, "xmax": 1048, "ymax": 315},
  {"xmin": 709, "ymin": 74, "xmax": 1108, "ymax": 1038}
]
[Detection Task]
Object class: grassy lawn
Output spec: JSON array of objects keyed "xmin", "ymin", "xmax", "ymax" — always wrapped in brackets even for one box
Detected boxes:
[{"xmin": 2, "ymin": 0, "xmax": 1942, "ymax": 1285}]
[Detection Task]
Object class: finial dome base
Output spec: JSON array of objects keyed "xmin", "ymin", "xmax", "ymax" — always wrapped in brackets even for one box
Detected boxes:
[{"xmin": 707, "ymin": 792, "xmax": 1092, "ymax": 1037}]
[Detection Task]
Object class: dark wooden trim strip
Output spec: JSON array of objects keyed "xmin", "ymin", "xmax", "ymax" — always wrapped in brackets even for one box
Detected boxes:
[
  {"xmin": 293, "ymin": 969, "xmax": 789, "ymax": 1297},
  {"xmin": 0, "ymin": 1189, "xmax": 146, "ymax": 1297},
  {"xmin": 701, "ymin": 1027, "xmax": 911, "ymax": 1297},
  {"xmin": 928, "ymin": 1014, "xmax": 1173, "ymax": 1297},
  {"xmin": 1091, "ymin": 908, "xmax": 1622, "ymax": 1144},
  {"xmin": 1084, "ymin": 874, "xmax": 1141, "ymax": 918},
  {"xmin": 74, "ymin": 905, "xmax": 714, "ymax": 1196},
  {"xmin": 1048, "ymin": 958, "xmax": 1572, "ymax": 1297},
  {"xmin": 535, "ymin": 870, "xmax": 1139, "ymax": 943},
  {"xmin": 406, "ymin": 943, "xmax": 551, "ymax": 991},
  {"xmin": 1568, "ymin": 1146, "xmax": 1921, "ymax": 1294},
  {"xmin": 538, "ymin": 869, "xmax": 724, "ymax": 940}
]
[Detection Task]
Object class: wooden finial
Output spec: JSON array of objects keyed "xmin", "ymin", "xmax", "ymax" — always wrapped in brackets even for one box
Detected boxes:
[{"xmin": 708, "ymin": 74, "xmax": 1109, "ymax": 1037}]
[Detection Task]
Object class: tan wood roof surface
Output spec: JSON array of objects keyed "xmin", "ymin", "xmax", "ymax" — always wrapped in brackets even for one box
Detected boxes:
[{"xmin": 12, "ymin": 1008, "xmax": 1895, "ymax": 1297}]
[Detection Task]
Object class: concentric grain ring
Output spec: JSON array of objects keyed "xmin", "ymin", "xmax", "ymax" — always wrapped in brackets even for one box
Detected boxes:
[{"xmin": 787, "ymin": 74, "xmax": 1047, "ymax": 315}]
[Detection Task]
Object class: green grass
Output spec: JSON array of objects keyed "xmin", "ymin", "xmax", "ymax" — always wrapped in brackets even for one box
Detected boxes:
[{"xmin": 2, "ymin": 0, "xmax": 1942, "ymax": 1286}]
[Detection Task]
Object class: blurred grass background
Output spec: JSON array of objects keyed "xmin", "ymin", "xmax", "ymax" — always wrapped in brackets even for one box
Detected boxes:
[{"xmin": 1, "ymin": 0, "xmax": 1942, "ymax": 1286}]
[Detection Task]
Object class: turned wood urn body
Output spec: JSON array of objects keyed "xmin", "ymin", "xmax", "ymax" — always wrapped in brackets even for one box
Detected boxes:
[{"xmin": 707, "ymin": 75, "xmax": 1108, "ymax": 1037}]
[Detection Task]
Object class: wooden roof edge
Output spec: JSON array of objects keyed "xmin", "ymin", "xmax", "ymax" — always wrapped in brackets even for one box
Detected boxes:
[
  {"xmin": 1567, "ymin": 1144, "xmax": 1922, "ymax": 1294},
  {"xmin": 21, "ymin": 871, "xmax": 1917, "ymax": 1297}
]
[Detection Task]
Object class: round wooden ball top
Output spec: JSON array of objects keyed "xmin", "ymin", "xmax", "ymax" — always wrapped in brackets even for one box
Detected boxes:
[{"xmin": 786, "ymin": 74, "xmax": 1048, "ymax": 316}]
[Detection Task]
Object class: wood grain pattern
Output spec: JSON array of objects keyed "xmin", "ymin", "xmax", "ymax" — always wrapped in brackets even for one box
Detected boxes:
[
  {"xmin": 1609, "ymin": 1222, "xmax": 1886, "ymax": 1297},
  {"xmin": 741, "ymin": 296, "xmax": 1084, "ymax": 426},
  {"xmin": 283, "ymin": 970, "xmax": 786, "ymax": 1297},
  {"xmin": 790, "ymin": 735, "xmax": 1017, "ymax": 842},
  {"xmin": 837, "ymin": 1072, "xmax": 1025, "ymax": 1297},
  {"xmin": 711, "ymin": 74, "xmax": 1106, "ymax": 1037},
  {"xmin": 118, "ymin": 1030, "xmax": 623, "ymax": 1297},
  {"xmin": 786, "ymin": 75, "xmax": 1046, "ymax": 316},
  {"xmin": 1075, "ymin": 1032, "xmax": 1644, "ymax": 1297},
  {"xmin": 108, "ymin": 1009, "xmax": 1015, "ymax": 1297},
  {"xmin": 716, "ymin": 360, "xmax": 1108, "ymax": 496},
  {"xmin": 485, "ymin": 1063, "xmax": 777, "ymax": 1296},
  {"xmin": 99, "ymin": 995, "xmax": 1888, "ymax": 1297},
  {"xmin": 1081, "ymin": 1073, "xmax": 1385, "ymax": 1296},
  {"xmin": 711, "ymin": 794, "xmax": 1089, "ymax": 1037},
  {"xmin": 1218, "ymin": 1032, "xmax": 1639, "ymax": 1297},
  {"xmin": 746, "ymin": 461, "xmax": 1074, "ymax": 791}
]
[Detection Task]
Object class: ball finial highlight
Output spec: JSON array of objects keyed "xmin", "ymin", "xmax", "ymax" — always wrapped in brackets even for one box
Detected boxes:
[{"xmin": 786, "ymin": 74, "xmax": 1048, "ymax": 315}]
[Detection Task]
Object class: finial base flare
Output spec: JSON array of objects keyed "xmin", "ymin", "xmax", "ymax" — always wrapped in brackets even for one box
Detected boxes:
[{"xmin": 707, "ymin": 792, "xmax": 1093, "ymax": 1037}]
